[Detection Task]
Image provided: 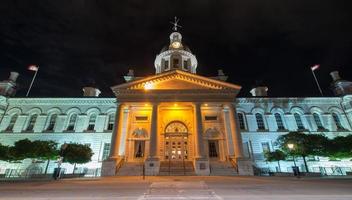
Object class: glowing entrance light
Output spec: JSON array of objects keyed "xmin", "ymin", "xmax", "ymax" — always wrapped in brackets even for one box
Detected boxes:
[{"xmin": 144, "ymin": 82, "xmax": 153, "ymax": 90}]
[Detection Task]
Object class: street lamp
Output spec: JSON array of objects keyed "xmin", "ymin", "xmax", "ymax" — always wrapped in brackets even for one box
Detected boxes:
[{"xmin": 287, "ymin": 143, "xmax": 297, "ymax": 167}]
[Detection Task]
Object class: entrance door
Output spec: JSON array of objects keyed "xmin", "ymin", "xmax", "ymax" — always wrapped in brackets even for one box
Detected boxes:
[
  {"xmin": 164, "ymin": 121, "xmax": 189, "ymax": 161},
  {"xmin": 208, "ymin": 140, "xmax": 218, "ymax": 158},
  {"xmin": 165, "ymin": 135, "xmax": 188, "ymax": 161}
]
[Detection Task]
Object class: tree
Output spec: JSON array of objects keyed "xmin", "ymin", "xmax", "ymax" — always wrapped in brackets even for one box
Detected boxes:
[
  {"xmin": 0, "ymin": 143, "xmax": 11, "ymax": 161},
  {"xmin": 11, "ymin": 139, "xmax": 36, "ymax": 160},
  {"xmin": 32, "ymin": 140, "xmax": 59, "ymax": 174},
  {"xmin": 60, "ymin": 143, "xmax": 93, "ymax": 174},
  {"xmin": 275, "ymin": 131, "xmax": 329, "ymax": 172},
  {"xmin": 265, "ymin": 150, "xmax": 286, "ymax": 172},
  {"xmin": 326, "ymin": 135, "xmax": 352, "ymax": 159}
]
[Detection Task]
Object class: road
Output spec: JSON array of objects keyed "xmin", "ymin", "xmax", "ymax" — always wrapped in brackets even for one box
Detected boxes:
[{"xmin": 0, "ymin": 176, "xmax": 351, "ymax": 200}]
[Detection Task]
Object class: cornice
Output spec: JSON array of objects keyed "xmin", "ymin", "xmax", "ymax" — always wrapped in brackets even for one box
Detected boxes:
[
  {"xmin": 111, "ymin": 70, "xmax": 241, "ymax": 91},
  {"xmin": 7, "ymin": 98, "xmax": 116, "ymax": 106},
  {"xmin": 236, "ymin": 97, "xmax": 342, "ymax": 104}
]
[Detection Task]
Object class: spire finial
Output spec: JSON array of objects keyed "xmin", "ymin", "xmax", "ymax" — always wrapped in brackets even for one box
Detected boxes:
[{"xmin": 170, "ymin": 16, "xmax": 182, "ymax": 31}]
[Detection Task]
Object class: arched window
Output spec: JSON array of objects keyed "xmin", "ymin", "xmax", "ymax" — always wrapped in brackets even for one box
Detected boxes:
[
  {"xmin": 294, "ymin": 113, "xmax": 305, "ymax": 130},
  {"xmin": 165, "ymin": 121, "xmax": 188, "ymax": 133},
  {"xmin": 332, "ymin": 113, "xmax": 344, "ymax": 130},
  {"xmin": 87, "ymin": 114, "xmax": 97, "ymax": 131},
  {"xmin": 25, "ymin": 114, "xmax": 38, "ymax": 131},
  {"xmin": 46, "ymin": 114, "xmax": 57, "ymax": 131},
  {"xmin": 313, "ymin": 113, "xmax": 324, "ymax": 130},
  {"xmin": 107, "ymin": 113, "xmax": 115, "ymax": 131},
  {"xmin": 66, "ymin": 114, "xmax": 77, "ymax": 131},
  {"xmin": 237, "ymin": 113, "xmax": 246, "ymax": 130},
  {"xmin": 274, "ymin": 113, "xmax": 285, "ymax": 130},
  {"xmin": 6, "ymin": 114, "xmax": 18, "ymax": 131},
  {"xmin": 255, "ymin": 113, "xmax": 265, "ymax": 130}
]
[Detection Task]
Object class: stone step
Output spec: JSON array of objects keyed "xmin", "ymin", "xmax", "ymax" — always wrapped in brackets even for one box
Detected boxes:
[
  {"xmin": 209, "ymin": 161, "xmax": 238, "ymax": 176},
  {"xmin": 116, "ymin": 162, "xmax": 144, "ymax": 176},
  {"xmin": 159, "ymin": 161, "xmax": 195, "ymax": 176}
]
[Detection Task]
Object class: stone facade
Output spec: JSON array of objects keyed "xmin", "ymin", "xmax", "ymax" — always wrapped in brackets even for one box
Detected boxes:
[{"xmin": 0, "ymin": 30, "xmax": 352, "ymax": 176}]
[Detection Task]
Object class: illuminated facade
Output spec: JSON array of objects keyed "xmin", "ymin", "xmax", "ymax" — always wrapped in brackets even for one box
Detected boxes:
[{"xmin": 1, "ymin": 30, "xmax": 352, "ymax": 176}]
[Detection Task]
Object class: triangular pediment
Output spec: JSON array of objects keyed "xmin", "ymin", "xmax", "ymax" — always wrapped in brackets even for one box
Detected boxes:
[{"xmin": 111, "ymin": 70, "xmax": 241, "ymax": 91}]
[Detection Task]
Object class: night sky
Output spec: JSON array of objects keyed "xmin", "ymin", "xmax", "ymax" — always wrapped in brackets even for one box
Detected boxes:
[{"xmin": 0, "ymin": 1, "xmax": 351, "ymax": 97}]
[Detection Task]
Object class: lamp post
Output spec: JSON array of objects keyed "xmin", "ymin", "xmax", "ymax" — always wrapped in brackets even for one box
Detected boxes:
[
  {"xmin": 287, "ymin": 143, "xmax": 296, "ymax": 167},
  {"xmin": 288, "ymin": 143, "xmax": 300, "ymax": 177},
  {"xmin": 26, "ymin": 65, "xmax": 39, "ymax": 97}
]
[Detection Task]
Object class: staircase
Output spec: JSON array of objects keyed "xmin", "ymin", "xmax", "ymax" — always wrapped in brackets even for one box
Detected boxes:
[
  {"xmin": 209, "ymin": 161, "xmax": 238, "ymax": 176},
  {"xmin": 159, "ymin": 161, "xmax": 196, "ymax": 176},
  {"xmin": 116, "ymin": 162, "xmax": 144, "ymax": 176}
]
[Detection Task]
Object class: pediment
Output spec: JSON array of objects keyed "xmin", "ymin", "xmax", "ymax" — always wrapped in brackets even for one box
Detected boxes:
[{"xmin": 111, "ymin": 70, "xmax": 241, "ymax": 91}]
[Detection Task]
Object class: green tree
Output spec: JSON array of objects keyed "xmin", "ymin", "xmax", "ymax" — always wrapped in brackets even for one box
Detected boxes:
[
  {"xmin": 265, "ymin": 150, "xmax": 286, "ymax": 172},
  {"xmin": 327, "ymin": 135, "xmax": 352, "ymax": 159},
  {"xmin": 12, "ymin": 139, "xmax": 36, "ymax": 160},
  {"xmin": 32, "ymin": 140, "xmax": 59, "ymax": 174},
  {"xmin": 275, "ymin": 131, "xmax": 329, "ymax": 172},
  {"xmin": 0, "ymin": 143, "xmax": 11, "ymax": 161},
  {"xmin": 60, "ymin": 143, "xmax": 93, "ymax": 174}
]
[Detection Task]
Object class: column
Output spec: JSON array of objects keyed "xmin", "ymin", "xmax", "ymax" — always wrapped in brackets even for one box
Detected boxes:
[
  {"xmin": 223, "ymin": 107, "xmax": 234, "ymax": 157},
  {"xmin": 109, "ymin": 104, "xmax": 122, "ymax": 158},
  {"xmin": 195, "ymin": 102, "xmax": 205, "ymax": 158},
  {"xmin": 227, "ymin": 103, "xmax": 244, "ymax": 159},
  {"xmin": 149, "ymin": 103, "xmax": 158, "ymax": 158}
]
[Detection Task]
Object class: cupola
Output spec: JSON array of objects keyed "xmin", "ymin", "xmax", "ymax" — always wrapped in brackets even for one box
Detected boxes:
[{"xmin": 154, "ymin": 17, "xmax": 198, "ymax": 74}]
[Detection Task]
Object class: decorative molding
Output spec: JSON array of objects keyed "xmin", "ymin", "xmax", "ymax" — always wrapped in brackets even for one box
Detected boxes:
[
  {"xmin": 7, "ymin": 98, "xmax": 116, "ymax": 106},
  {"xmin": 236, "ymin": 97, "xmax": 342, "ymax": 104}
]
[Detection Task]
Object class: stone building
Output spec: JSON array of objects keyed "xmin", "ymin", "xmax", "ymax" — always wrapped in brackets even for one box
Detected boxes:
[{"xmin": 1, "ymin": 29, "xmax": 352, "ymax": 176}]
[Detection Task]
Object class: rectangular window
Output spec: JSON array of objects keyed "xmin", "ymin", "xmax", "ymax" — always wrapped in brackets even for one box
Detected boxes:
[
  {"xmin": 205, "ymin": 116, "xmax": 217, "ymax": 121},
  {"xmin": 183, "ymin": 60, "xmax": 188, "ymax": 69},
  {"xmin": 173, "ymin": 59, "xmax": 179, "ymax": 68},
  {"xmin": 135, "ymin": 116, "xmax": 148, "ymax": 121},
  {"xmin": 164, "ymin": 60, "xmax": 169, "ymax": 70},
  {"xmin": 237, "ymin": 113, "xmax": 246, "ymax": 130},
  {"xmin": 102, "ymin": 143, "xmax": 111, "ymax": 160},
  {"xmin": 262, "ymin": 142, "xmax": 270, "ymax": 153}
]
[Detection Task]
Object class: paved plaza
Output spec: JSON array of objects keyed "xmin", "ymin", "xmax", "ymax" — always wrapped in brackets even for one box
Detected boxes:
[{"xmin": 0, "ymin": 176, "xmax": 352, "ymax": 200}]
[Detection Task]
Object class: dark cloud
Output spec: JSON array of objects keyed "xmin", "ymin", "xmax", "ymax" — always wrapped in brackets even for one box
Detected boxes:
[{"xmin": 0, "ymin": 0, "xmax": 351, "ymax": 97}]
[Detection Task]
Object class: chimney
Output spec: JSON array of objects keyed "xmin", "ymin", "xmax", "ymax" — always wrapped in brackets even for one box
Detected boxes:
[
  {"xmin": 9, "ymin": 72, "xmax": 19, "ymax": 82},
  {"xmin": 330, "ymin": 71, "xmax": 341, "ymax": 81},
  {"xmin": 124, "ymin": 69, "xmax": 135, "ymax": 82},
  {"xmin": 83, "ymin": 87, "xmax": 101, "ymax": 97},
  {"xmin": 250, "ymin": 86, "xmax": 268, "ymax": 97},
  {"xmin": 216, "ymin": 69, "xmax": 228, "ymax": 81}
]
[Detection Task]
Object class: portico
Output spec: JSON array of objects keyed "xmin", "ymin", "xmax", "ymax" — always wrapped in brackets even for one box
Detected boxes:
[{"xmin": 101, "ymin": 28, "xmax": 253, "ymax": 176}]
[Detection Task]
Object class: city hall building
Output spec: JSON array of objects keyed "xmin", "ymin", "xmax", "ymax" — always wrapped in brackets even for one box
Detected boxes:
[{"xmin": 1, "ymin": 29, "xmax": 352, "ymax": 176}]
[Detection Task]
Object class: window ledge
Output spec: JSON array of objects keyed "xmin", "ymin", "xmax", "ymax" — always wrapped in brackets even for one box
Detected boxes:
[
  {"xmin": 42, "ymin": 130, "xmax": 54, "ymax": 133},
  {"xmin": 276, "ymin": 129, "xmax": 288, "ymax": 132},
  {"xmin": 84, "ymin": 130, "xmax": 96, "ymax": 133},
  {"xmin": 63, "ymin": 130, "xmax": 75, "ymax": 133},
  {"xmin": 22, "ymin": 130, "xmax": 34, "ymax": 133}
]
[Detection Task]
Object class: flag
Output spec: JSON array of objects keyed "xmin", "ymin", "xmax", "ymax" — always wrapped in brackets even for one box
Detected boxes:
[
  {"xmin": 28, "ymin": 65, "xmax": 39, "ymax": 71},
  {"xmin": 311, "ymin": 64, "xmax": 320, "ymax": 71}
]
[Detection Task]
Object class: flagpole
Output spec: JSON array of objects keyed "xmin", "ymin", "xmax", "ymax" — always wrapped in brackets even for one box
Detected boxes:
[
  {"xmin": 311, "ymin": 68, "xmax": 323, "ymax": 97},
  {"xmin": 26, "ymin": 66, "xmax": 39, "ymax": 97}
]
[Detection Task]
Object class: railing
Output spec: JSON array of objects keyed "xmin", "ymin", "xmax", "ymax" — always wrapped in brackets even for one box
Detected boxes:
[
  {"xmin": 312, "ymin": 166, "xmax": 352, "ymax": 176},
  {"xmin": 229, "ymin": 157, "xmax": 239, "ymax": 173},
  {"xmin": 115, "ymin": 159, "xmax": 125, "ymax": 175}
]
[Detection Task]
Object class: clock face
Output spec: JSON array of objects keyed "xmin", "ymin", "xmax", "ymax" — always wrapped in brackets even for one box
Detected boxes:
[{"xmin": 171, "ymin": 41, "xmax": 181, "ymax": 49}]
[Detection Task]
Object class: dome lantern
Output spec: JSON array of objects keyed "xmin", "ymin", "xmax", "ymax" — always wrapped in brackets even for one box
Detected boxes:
[{"xmin": 154, "ymin": 17, "xmax": 198, "ymax": 74}]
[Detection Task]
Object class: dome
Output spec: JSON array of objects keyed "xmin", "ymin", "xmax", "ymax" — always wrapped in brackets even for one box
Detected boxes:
[
  {"xmin": 154, "ymin": 31, "xmax": 198, "ymax": 74},
  {"xmin": 159, "ymin": 44, "xmax": 192, "ymax": 54}
]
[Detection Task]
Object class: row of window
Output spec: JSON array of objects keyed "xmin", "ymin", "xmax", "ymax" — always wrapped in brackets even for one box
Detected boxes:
[
  {"xmin": 4, "ymin": 113, "xmax": 115, "ymax": 132},
  {"xmin": 237, "ymin": 112, "xmax": 346, "ymax": 131}
]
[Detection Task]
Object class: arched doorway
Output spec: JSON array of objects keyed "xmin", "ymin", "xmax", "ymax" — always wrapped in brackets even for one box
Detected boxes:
[{"xmin": 164, "ymin": 121, "xmax": 188, "ymax": 161}]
